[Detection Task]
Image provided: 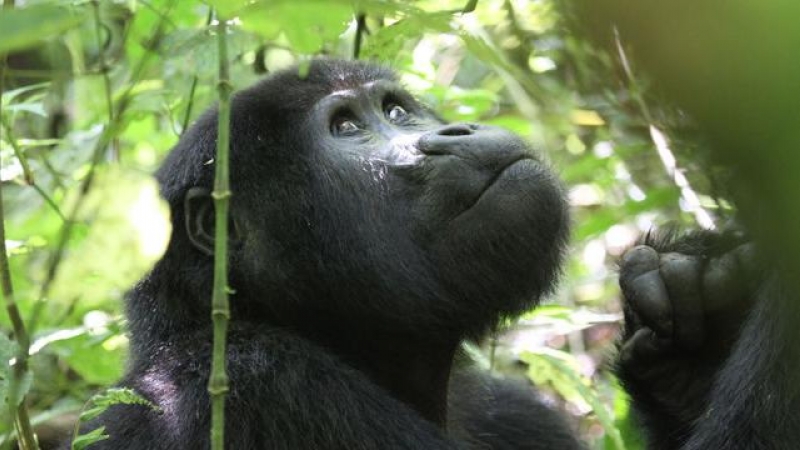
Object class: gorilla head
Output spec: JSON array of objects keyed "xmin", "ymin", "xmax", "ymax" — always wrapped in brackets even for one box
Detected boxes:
[{"xmin": 137, "ymin": 59, "xmax": 568, "ymax": 356}]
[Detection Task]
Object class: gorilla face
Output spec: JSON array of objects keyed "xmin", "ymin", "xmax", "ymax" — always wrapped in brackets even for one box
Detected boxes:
[{"xmin": 162, "ymin": 60, "xmax": 568, "ymax": 340}]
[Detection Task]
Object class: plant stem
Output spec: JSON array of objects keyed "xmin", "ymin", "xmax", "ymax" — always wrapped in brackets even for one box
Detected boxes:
[
  {"xmin": 0, "ymin": 118, "xmax": 65, "ymax": 220},
  {"xmin": 353, "ymin": 13, "xmax": 366, "ymax": 59},
  {"xmin": 180, "ymin": 8, "xmax": 214, "ymax": 136},
  {"xmin": 91, "ymin": 0, "xmax": 118, "ymax": 161},
  {"xmin": 0, "ymin": 0, "xmax": 39, "ymax": 447},
  {"xmin": 208, "ymin": 12, "xmax": 232, "ymax": 450}
]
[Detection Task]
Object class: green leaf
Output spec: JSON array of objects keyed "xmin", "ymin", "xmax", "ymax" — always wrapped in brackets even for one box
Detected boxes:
[
  {"xmin": 0, "ymin": 5, "xmax": 85, "ymax": 55},
  {"xmin": 0, "ymin": 334, "xmax": 16, "ymax": 406},
  {"xmin": 0, "ymin": 334, "xmax": 32, "ymax": 409},
  {"xmin": 70, "ymin": 387, "xmax": 161, "ymax": 448},
  {"xmin": 50, "ymin": 332, "xmax": 126, "ymax": 385},
  {"xmin": 162, "ymin": 27, "xmax": 256, "ymax": 82},
  {"xmin": 365, "ymin": 12, "xmax": 452, "ymax": 61},
  {"xmin": 71, "ymin": 426, "xmax": 109, "ymax": 450},
  {"xmin": 79, "ymin": 388, "xmax": 161, "ymax": 423},
  {"xmin": 240, "ymin": 2, "xmax": 352, "ymax": 54},
  {"xmin": 604, "ymin": 378, "xmax": 645, "ymax": 450},
  {"xmin": 0, "ymin": 83, "xmax": 49, "ymax": 107}
]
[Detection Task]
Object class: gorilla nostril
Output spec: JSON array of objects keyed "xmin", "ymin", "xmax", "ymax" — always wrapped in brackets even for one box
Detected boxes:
[{"xmin": 437, "ymin": 124, "xmax": 474, "ymax": 137}]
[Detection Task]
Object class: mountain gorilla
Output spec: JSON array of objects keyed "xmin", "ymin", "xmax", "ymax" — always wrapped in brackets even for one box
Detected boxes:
[{"xmin": 64, "ymin": 59, "xmax": 774, "ymax": 449}]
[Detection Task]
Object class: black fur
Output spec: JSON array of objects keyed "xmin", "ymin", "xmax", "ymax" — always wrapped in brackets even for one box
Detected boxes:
[{"xmin": 63, "ymin": 59, "xmax": 580, "ymax": 449}]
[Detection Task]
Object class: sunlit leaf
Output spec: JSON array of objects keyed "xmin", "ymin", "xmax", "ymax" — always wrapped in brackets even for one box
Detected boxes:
[
  {"xmin": 571, "ymin": 109, "xmax": 605, "ymax": 126},
  {"xmin": 71, "ymin": 426, "xmax": 109, "ymax": 450}
]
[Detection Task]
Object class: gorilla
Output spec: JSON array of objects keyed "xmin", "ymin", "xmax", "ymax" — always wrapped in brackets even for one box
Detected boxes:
[{"xmin": 63, "ymin": 59, "xmax": 781, "ymax": 449}]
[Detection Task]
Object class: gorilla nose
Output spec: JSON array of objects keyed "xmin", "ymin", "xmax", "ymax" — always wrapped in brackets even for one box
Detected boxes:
[
  {"xmin": 418, "ymin": 123, "xmax": 530, "ymax": 172},
  {"xmin": 436, "ymin": 124, "xmax": 475, "ymax": 137}
]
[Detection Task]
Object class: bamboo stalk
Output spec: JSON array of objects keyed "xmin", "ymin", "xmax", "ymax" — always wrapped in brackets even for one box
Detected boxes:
[{"xmin": 208, "ymin": 12, "xmax": 232, "ymax": 450}]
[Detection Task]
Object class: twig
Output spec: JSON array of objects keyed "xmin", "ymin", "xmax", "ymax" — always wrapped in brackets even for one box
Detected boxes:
[
  {"xmin": 353, "ymin": 13, "xmax": 366, "ymax": 60},
  {"xmin": 208, "ymin": 12, "xmax": 233, "ymax": 450},
  {"xmin": 0, "ymin": 119, "xmax": 32, "ymax": 184},
  {"xmin": 91, "ymin": 0, "xmax": 118, "ymax": 161},
  {"xmin": 180, "ymin": 8, "xmax": 214, "ymax": 135},
  {"xmin": 0, "ymin": 118, "xmax": 65, "ymax": 220}
]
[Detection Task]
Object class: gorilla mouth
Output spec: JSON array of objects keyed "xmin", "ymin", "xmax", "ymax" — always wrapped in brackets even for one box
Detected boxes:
[{"xmin": 463, "ymin": 156, "xmax": 535, "ymax": 213}]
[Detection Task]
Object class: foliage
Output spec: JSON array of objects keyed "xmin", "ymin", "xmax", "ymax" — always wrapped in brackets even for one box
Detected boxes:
[
  {"xmin": 0, "ymin": 0, "xmax": 731, "ymax": 449},
  {"xmin": 71, "ymin": 388, "xmax": 161, "ymax": 450}
]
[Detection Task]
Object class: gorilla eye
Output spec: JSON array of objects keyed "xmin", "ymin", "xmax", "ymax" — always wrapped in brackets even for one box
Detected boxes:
[
  {"xmin": 386, "ymin": 104, "xmax": 408, "ymax": 123},
  {"xmin": 331, "ymin": 117, "xmax": 360, "ymax": 136}
]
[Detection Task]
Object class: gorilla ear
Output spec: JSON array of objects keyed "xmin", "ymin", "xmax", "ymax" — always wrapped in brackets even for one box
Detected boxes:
[
  {"xmin": 184, "ymin": 187, "xmax": 240, "ymax": 256},
  {"xmin": 185, "ymin": 187, "xmax": 216, "ymax": 255}
]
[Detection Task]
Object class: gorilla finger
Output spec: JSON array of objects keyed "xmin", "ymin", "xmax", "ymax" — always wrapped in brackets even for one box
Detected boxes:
[
  {"xmin": 620, "ymin": 245, "xmax": 660, "ymax": 283},
  {"xmin": 619, "ymin": 328, "xmax": 671, "ymax": 366},
  {"xmin": 620, "ymin": 254, "xmax": 673, "ymax": 337},
  {"xmin": 702, "ymin": 243, "xmax": 757, "ymax": 311},
  {"xmin": 660, "ymin": 253, "xmax": 704, "ymax": 348}
]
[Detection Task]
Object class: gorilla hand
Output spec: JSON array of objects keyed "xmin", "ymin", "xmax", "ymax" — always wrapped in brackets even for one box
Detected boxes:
[{"xmin": 616, "ymin": 231, "xmax": 758, "ymax": 446}]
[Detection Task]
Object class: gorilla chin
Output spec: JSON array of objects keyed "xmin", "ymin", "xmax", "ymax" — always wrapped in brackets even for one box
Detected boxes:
[{"xmin": 436, "ymin": 154, "xmax": 569, "ymax": 330}]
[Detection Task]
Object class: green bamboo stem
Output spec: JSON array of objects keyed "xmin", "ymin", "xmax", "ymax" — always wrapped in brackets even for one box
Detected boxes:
[{"xmin": 208, "ymin": 13, "xmax": 232, "ymax": 450}]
